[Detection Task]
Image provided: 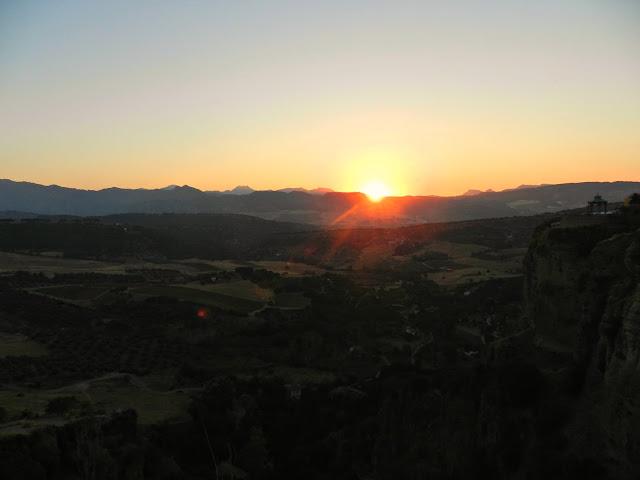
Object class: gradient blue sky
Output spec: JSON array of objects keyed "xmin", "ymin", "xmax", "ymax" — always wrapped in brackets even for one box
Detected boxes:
[{"xmin": 1, "ymin": 0, "xmax": 639, "ymax": 195}]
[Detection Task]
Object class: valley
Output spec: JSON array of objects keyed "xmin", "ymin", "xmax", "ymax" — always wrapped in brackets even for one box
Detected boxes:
[{"xmin": 0, "ymin": 203, "xmax": 638, "ymax": 478}]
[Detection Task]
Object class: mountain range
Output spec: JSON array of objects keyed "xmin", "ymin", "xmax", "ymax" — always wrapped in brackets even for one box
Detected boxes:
[{"xmin": 1, "ymin": 179, "xmax": 638, "ymax": 226}]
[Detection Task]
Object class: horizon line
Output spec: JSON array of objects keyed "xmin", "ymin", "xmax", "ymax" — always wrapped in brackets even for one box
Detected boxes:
[{"xmin": 2, "ymin": 178, "xmax": 640, "ymax": 199}]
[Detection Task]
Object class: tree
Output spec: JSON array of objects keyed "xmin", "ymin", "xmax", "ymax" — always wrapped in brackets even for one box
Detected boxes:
[
  {"xmin": 46, "ymin": 396, "xmax": 80, "ymax": 416},
  {"xmin": 624, "ymin": 193, "xmax": 640, "ymax": 206}
]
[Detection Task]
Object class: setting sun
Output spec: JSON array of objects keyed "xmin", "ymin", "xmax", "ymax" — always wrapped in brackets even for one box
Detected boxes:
[{"xmin": 362, "ymin": 180, "xmax": 391, "ymax": 202}]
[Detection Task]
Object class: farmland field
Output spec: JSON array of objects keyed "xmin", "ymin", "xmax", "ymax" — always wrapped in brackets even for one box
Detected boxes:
[
  {"xmin": 185, "ymin": 280, "xmax": 273, "ymax": 302},
  {"xmin": 0, "ymin": 333, "xmax": 48, "ymax": 358},
  {"xmin": 131, "ymin": 285, "xmax": 264, "ymax": 314},
  {"xmin": 32, "ymin": 285, "xmax": 111, "ymax": 301},
  {"xmin": 250, "ymin": 260, "xmax": 324, "ymax": 276},
  {"xmin": 411, "ymin": 241, "xmax": 524, "ymax": 286},
  {"xmin": 0, "ymin": 251, "xmax": 212, "ymax": 276},
  {"xmin": 178, "ymin": 258, "xmax": 324, "ymax": 277},
  {"xmin": 0, "ymin": 251, "xmax": 117, "ymax": 274}
]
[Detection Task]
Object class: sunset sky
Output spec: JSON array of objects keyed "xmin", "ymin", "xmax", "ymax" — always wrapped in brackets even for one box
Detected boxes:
[{"xmin": 1, "ymin": 0, "xmax": 639, "ymax": 196}]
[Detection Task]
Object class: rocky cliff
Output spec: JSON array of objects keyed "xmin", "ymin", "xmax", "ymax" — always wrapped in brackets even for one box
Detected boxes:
[{"xmin": 524, "ymin": 212, "xmax": 640, "ymax": 477}]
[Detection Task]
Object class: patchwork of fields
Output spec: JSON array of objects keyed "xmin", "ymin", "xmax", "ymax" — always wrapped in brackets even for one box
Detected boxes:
[
  {"xmin": 348, "ymin": 239, "xmax": 525, "ymax": 286},
  {"xmin": 0, "ymin": 229, "xmax": 525, "ymax": 433}
]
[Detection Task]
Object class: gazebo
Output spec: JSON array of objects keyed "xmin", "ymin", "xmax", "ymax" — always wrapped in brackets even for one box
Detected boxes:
[{"xmin": 587, "ymin": 194, "xmax": 608, "ymax": 215}]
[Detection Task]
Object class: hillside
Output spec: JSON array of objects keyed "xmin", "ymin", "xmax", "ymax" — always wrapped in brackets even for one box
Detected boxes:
[
  {"xmin": 0, "ymin": 210, "xmax": 564, "ymax": 267},
  {"xmin": 0, "ymin": 214, "xmax": 312, "ymax": 261}
]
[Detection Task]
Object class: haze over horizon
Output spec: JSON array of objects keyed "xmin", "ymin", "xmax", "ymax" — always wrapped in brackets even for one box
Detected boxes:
[{"xmin": 2, "ymin": 0, "xmax": 639, "ymax": 196}]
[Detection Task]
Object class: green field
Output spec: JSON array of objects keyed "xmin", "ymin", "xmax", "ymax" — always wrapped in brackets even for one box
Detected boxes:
[
  {"xmin": 132, "ymin": 285, "xmax": 264, "ymax": 314},
  {"xmin": 0, "ymin": 333, "xmax": 48, "ymax": 358}
]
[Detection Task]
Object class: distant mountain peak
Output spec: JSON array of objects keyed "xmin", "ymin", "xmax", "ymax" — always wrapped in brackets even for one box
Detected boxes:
[
  {"xmin": 165, "ymin": 185, "xmax": 201, "ymax": 193},
  {"xmin": 157, "ymin": 184, "xmax": 199, "ymax": 192},
  {"xmin": 225, "ymin": 185, "xmax": 255, "ymax": 195}
]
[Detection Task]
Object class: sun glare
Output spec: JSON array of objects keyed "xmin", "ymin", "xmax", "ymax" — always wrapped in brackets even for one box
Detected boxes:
[{"xmin": 362, "ymin": 180, "xmax": 391, "ymax": 202}]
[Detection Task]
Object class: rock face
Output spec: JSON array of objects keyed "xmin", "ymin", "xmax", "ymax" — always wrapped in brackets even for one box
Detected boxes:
[{"xmin": 524, "ymin": 213, "xmax": 640, "ymax": 476}]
